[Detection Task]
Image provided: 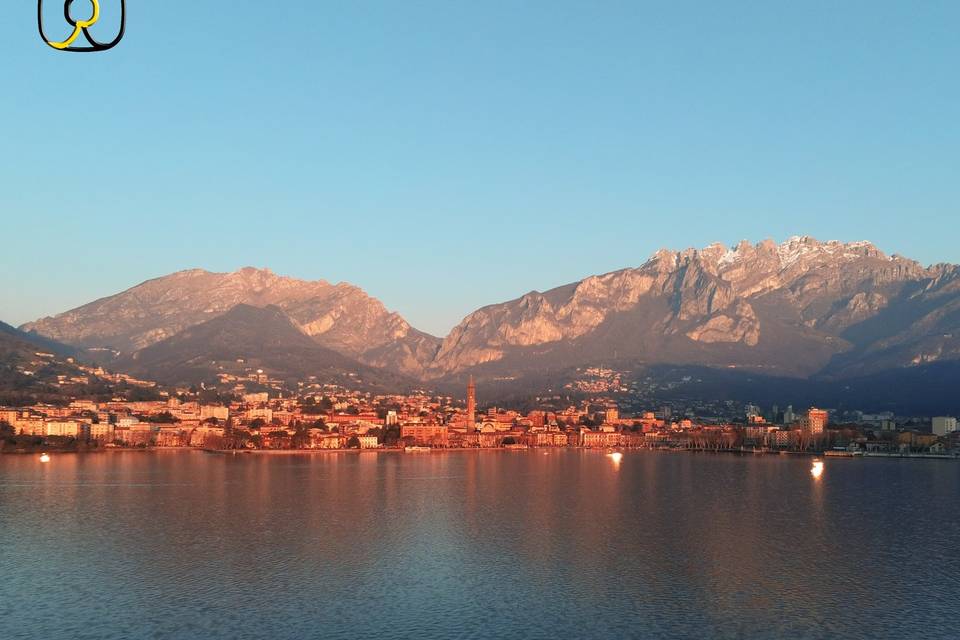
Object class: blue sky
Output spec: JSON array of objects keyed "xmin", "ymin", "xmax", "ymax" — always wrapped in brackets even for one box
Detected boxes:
[{"xmin": 2, "ymin": 1, "xmax": 957, "ymax": 336}]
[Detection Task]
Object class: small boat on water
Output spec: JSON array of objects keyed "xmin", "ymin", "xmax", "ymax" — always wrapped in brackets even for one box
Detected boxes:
[
  {"xmin": 404, "ymin": 446, "xmax": 431, "ymax": 452},
  {"xmin": 39, "ymin": 453, "xmax": 51, "ymax": 463}
]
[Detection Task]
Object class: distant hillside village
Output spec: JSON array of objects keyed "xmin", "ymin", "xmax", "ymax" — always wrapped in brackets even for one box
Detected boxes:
[{"xmin": 2, "ymin": 376, "xmax": 958, "ymax": 457}]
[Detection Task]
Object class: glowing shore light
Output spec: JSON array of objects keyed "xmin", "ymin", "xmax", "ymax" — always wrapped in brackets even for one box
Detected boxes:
[
  {"xmin": 39, "ymin": 453, "xmax": 51, "ymax": 463},
  {"xmin": 811, "ymin": 459, "xmax": 824, "ymax": 479}
]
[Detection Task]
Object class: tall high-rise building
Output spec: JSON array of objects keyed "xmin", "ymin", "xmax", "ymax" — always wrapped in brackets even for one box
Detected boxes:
[
  {"xmin": 932, "ymin": 416, "xmax": 957, "ymax": 436},
  {"xmin": 807, "ymin": 408, "xmax": 828, "ymax": 434},
  {"xmin": 784, "ymin": 405, "xmax": 795, "ymax": 425},
  {"xmin": 466, "ymin": 376, "xmax": 476, "ymax": 432}
]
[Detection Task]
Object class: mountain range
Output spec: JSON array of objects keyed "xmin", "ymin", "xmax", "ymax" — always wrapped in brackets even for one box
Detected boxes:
[
  {"xmin": 432, "ymin": 237, "xmax": 960, "ymax": 380},
  {"xmin": 22, "ymin": 267, "xmax": 440, "ymax": 378},
  {"xmin": 15, "ymin": 237, "xmax": 960, "ymax": 411}
]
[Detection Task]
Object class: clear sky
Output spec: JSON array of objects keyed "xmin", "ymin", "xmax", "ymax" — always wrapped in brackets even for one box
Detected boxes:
[{"xmin": 2, "ymin": 1, "xmax": 957, "ymax": 336}]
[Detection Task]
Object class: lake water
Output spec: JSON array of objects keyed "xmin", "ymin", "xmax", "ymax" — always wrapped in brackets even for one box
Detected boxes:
[{"xmin": 1, "ymin": 450, "xmax": 958, "ymax": 639}]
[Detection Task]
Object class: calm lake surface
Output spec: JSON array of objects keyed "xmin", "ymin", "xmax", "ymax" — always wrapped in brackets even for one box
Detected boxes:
[{"xmin": 1, "ymin": 450, "xmax": 958, "ymax": 639}]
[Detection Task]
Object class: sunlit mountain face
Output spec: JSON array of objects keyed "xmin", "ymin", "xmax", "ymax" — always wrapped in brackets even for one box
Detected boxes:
[
  {"xmin": 21, "ymin": 267, "xmax": 442, "ymax": 378},
  {"xmin": 18, "ymin": 237, "xmax": 960, "ymax": 411},
  {"xmin": 428, "ymin": 237, "xmax": 960, "ymax": 381}
]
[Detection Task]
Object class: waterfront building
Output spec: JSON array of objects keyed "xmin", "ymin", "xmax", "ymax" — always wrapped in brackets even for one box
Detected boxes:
[
  {"xmin": 114, "ymin": 424, "xmax": 157, "ymax": 446},
  {"xmin": 772, "ymin": 430, "xmax": 792, "ymax": 447},
  {"xmin": 527, "ymin": 431, "xmax": 568, "ymax": 447},
  {"xmin": 13, "ymin": 418, "xmax": 45, "ymax": 436},
  {"xmin": 477, "ymin": 432, "xmax": 501, "ymax": 448},
  {"xmin": 898, "ymin": 431, "xmax": 938, "ymax": 452},
  {"xmin": 401, "ymin": 424, "xmax": 449, "ymax": 447},
  {"xmin": 618, "ymin": 433, "xmax": 644, "ymax": 447},
  {"xmin": 948, "ymin": 431, "xmax": 960, "ymax": 451},
  {"xmin": 89, "ymin": 423, "xmax": 115, "ymax": 442},
  {"xmin": 157, "ymin": 426, "xmax": 190, "ymax": 447},
  {"xmin": 45, "ymin": 421, "xmax": 83, "ymax": 438},
  {"xmin": 191, "ymin": 426, "xmax": 226, "ymax": 448},
  {"xmin": 357, "ymin": 435, "xmax": 380, "ymax": 449},
  {"xmin": 807, "ymin": 408, "xmax": 828, "ymax": 434},
  {"xmin": 579, "ymin": 428, "xmax": 621, "ymax": 448},
  {"xmin": 643, "ymin": 431, "xmax": 670, "ymax": 447},
  {"xmin": 310, "ymin": 433, "xmax": 345, "ymax": 449}
]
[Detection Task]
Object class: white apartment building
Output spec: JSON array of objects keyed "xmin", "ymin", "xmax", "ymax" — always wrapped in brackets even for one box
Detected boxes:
[{"xmin": 932, "ymin": 416, "xmax": 957, "ymax": 436}]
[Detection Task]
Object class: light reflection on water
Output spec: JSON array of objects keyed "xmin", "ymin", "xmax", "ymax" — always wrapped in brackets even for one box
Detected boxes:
[
  {"xmin": 1, "ymin": 450, "xmax": 958, "ymax": 640},
  {"xmin": 811, "ymin": 459, "xmax": 825, "ymax": 478}
]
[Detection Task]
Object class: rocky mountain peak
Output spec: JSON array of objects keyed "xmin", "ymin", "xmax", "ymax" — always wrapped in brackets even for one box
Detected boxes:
[
  {"xmin": 22, "ymin": 267, "xmax": 440, "ymax": 378},
  {"xmin": 428, "ymin": 237, "xmax": 957, "ymax": 378}
]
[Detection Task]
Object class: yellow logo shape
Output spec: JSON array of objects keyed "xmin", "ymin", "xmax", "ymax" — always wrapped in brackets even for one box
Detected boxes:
[{"xmin": 47, "ymin": 0, "xmax": 100, "ymax": 50}]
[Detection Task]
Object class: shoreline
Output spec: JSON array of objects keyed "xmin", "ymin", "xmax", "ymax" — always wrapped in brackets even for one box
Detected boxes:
[
  {"xmin": 3, "ymin": 446, "xmax": 956, "ymax": 461},
  {"xmin": 170, "ymin": 447, "xmax": 960, "ymax": 460}
]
